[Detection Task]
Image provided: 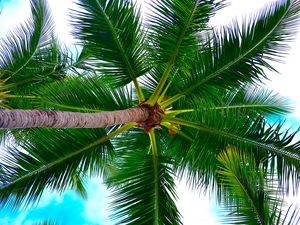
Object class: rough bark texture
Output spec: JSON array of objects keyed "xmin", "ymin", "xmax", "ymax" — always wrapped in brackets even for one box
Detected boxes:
[{"xmin": 0, "ymin": 108, "xmax": 150, "ymax": 129}]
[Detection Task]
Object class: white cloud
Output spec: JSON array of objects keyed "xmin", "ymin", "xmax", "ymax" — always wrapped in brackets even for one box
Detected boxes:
[
  {"xmin": 0, "ymin": 216, "xmax": 17, "ymax": 225},
  {"xmin": 0, "ymin": 211, "xmax": 30, "ymax": 225},
  {"xmin": 47, "ymin": 0, "xmax": 79, "ymax": 45},
  {"xmin": 176, "ymin": 180, "xmax": 220, "ymax": 225},
  {"xmin": 37, "ymin": 190, "xmax": 64, "ymax": 208},
  {"xmin": 0, "ymin": 0, "xmax": 30, "ymax": 38},
  {"xmin": 210, "ymin": 0, "xmax": 276, "ymax": 26},
  {"xmin": 82, "ymin": 178, "xmax": 113, "ymax": 225}
]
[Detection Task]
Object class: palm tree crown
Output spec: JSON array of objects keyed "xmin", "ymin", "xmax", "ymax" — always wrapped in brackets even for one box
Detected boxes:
[{"xmin": 0, "ymin": 0, "xmax": 300, "ymax": 224}]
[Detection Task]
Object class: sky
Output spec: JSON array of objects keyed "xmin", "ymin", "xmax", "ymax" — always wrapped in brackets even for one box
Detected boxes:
[{"xmin": 0, "ymin": 0, "xmax": 299, "ymax": 224}]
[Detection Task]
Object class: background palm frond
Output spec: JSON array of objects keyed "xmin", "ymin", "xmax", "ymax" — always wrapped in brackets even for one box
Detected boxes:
[
  {"xmin": 170, "ymin": 85, "xmax": 291, "ymax": 129},
  {"xmin": 0, "ymin": 0, "xmax": 73, "ymax": 109},
  {"xmin": 214, "ymin": 87, "xmax": 292, "ymax": 115},
  {"xmin": 35, "ymin": 220, "xmax": 62, "ymax": 225},
  {"xmin": 0, "ymin": 0, "xmax": 56, "ymax": 82},
  {"xmin": 217, "ymin": 147, "xmax": 300, "ymax": 225}
]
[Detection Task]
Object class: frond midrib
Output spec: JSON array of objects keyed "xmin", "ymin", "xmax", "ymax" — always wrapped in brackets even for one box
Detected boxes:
[
  {"xmin": 149, "ymin": 129, "xmax": 159, "ymax": 225},
  {"xmin": 205, "ymin": 104, "xmax": 287, "ymax": 111},
  {"xmin": 169, "ymin": 0, "xmax": 199, "ymax": 64}
]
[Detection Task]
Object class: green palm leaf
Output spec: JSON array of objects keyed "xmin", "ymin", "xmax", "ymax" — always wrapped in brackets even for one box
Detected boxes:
[
  {"xmin": 217, "ymin": 147, "xmax": 300, "ymax": 225},
  {"xmin": 147, "ymin": 0, "xmax": 224, "ymax": 65},
  {"xmin": 166, "ymin": 0, "xmax": 300, "ymax": 105},
  {"xmin": 35, "ymin": 220, "xmax": 61, "ymax": 225},
  {"xmin": 111, "ymin": 127, "xmax": 150, "ymax": 154},
  {"xmin": 147, "ymin": 0, "xmax": 225, "ymax": 103},
  {"xmin": 72, "ymin": 0, "xmax": 147, "ymax": 99},
  {"xmin": 0, "ymin": 0, "xmax": 71, "ymax": 109},
  {"xmin": 217, "ymin": 147, "xmax": 275, "ymax": 224},
  {"xmin": 6, "ymin": 41, "xmax": 70, "ymax": 109},
  {"xmin": 0, "ymin": 0, "xmax": 55, "ymax": 82},
  {"xmin": 106, "ymin": 150, "xmax": 181, "ymax": 225},
  {"xmin": 36, "ymin": 76, "xmax": 134, "ymax": 112},
  {"xmin": 171, "ymin": 113, "xmax": 300, "ymax": 162},
  {"xmin": 164, "ymin": 111, "xmax": 300, "ymax": 190},
  {"xmin": 169, "ymin": 86, "xmax": 291, "ymax": 131},
  {"xmin": 0, "ymin": 128, "xmax": 114, "ymax": 208},
  {"xmin": 211, "ymin": 87, "xmax": 292, "ymax": 115}
]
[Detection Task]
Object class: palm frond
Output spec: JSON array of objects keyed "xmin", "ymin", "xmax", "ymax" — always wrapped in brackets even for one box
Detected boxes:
[
  {"xmin": 106, "ymin": 149, "xmax": 181, "ymax": 225},
  {"xmin": 0, "ymin": 0, "xmax": 55, "ymax": 81},
  {"xmin": 212, "ymin": 87, "xmax": 292, "ymax": 115},
  {"xmin": 168, "ymin": 86, "xmax": 291, "ymax": 133},
  {"xmin": 0, "ymin": 128, "xmax": 114, "ymax": 208},
  {"xmin": 174, "ymin": 112, "xmax": 300, "ymax": 162},
  {"xmin": 35, "ymin": 220, "xmax": 62, "ymax": 225},
  {"xmin": 146, "ymin": 0, "xmax": 225, "ymax": 103},
  {"xmin": 111, "ymin": 127, "xmax": 150, "ymax": 155},
  {"xmin": 6, "ymin": 42, "xmax": 71, "ymax": 109},
  {"xmin": 147, "ymin": 0, "xmax": 224, "ymax": 66},
  {"xmin": 279, "ymin": 204, "xmax": 300, "ymax": 225},
  {"xmin": 35, "ymin": 76, "xmax": 134, "ymax": 112},
  {"xmin": 72, "ymin": 0, "xmax": 148, "ymax": 98},
  {"xmin": 169, "ymin": 0, "xmax": 300, "ymax": 102},
  {"xmin": 217, "ymin": 147, "xmax": 282, "ymax": 225},
  {"xmin": 0, "ymin": 0, "xmax": 73, "ymax": 109},
  {"xmin": 164, "ymin": 111, "xmax": 300, "ymax": 191},
  {"xmin": 0, "ymin": 42, "xmax": 73, "ymax": 109}
]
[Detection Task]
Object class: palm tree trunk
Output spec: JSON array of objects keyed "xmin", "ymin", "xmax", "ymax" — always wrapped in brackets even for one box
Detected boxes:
[{"xmin": 0, "ymin": 108, "xmax": 150, "ymax": 128}]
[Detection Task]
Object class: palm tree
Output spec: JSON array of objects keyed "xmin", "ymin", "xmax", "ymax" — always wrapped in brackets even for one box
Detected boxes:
[{"xmin": 0, "ymin": 0, "xmax": 300, "ymax": 224}]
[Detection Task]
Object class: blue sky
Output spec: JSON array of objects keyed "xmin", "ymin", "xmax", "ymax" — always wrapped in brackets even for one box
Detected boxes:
[
  {"xmin": 0, "ymin": 178, "xmax": 113, "ymax": 225},
  {"xmin": 0, "ymin": 0, "xmax": 299, "ymax": 224}
]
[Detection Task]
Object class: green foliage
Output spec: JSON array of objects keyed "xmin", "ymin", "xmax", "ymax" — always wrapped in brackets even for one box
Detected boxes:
[
  {"xmin": 217, "ymin": 147, "xmax": 300, "ymax": 225},
  {"xmin": 106, "ymin": 150, "xmax": 181, "ymax": 225},
  {"xmin": 0, "ymin": 0, "xmax": 64, "ymax": 87},
  {"xmin": 36, "ymin": 76, "xmax": 135, "ymax": 112},
  {"xmin": 35, "ymin": 220, "xmax": 62, "ymax": 225},
  {"xmin": 0, "ymin": 128, "xmax": 113, "ymax": 208},
  {"xmin": 170, "ymin": 111, "xmax": 300, "ymax": 191},
  {"xmin": 72, "ymin": 0, "xmax": 149, "ymax": 89},
  {"xmin": 170, "ymin": 0, "xmax": 300, "ymax": 100},
  {"xmin": 0, "ymin": 0, "xmax": 300, "ymax": 224},
  {"xmin": 147, "ymin": 0, "xmax": 224, "ymax": 66},
  {"xmin": 209, "ymin": 87, "xmax": 292, "ymax": 115},
  {"xmin": 0, "ymin": 0, "xmax": 71, "ymax": 109}
]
